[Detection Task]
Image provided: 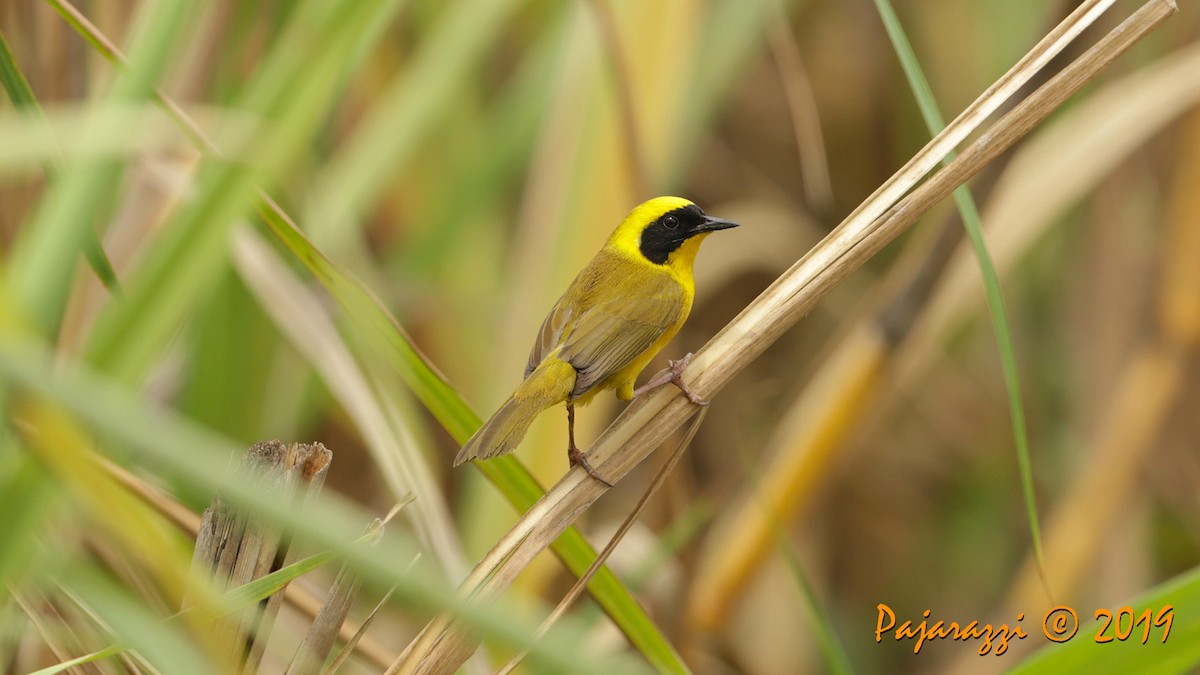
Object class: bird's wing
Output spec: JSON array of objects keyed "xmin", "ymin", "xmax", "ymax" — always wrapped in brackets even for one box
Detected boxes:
[
  {"xmin": 558, "ymin": 265, "xmax": 684, "ymax": 398},
  {"xmin": 524, "ymin": 251, "xmax": 684, "ymax": 398},
  {"xmin": 525, "ymin": 251, "xmax": 614, "ymax": 377},
  {"xmin": 526, "ymin": 296, "xmax": 574, "ymax": 378}
]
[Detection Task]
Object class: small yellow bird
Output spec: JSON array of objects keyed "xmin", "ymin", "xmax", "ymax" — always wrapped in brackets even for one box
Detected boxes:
[{"xmin": 454, "ymin": 196, "xmax": 738, "ymax": 483}]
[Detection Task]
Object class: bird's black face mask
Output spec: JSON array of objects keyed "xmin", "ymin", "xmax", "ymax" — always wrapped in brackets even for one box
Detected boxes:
[{"xmin": 639, "ymin": 204, "xmax": 738, "ymax": 265}]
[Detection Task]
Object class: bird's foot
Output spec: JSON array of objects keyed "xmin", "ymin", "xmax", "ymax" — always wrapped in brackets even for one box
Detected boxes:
[
  {"xmin": 633, "ymin": 352, "xmax": 710, "ymax": 406},
  {"xmin": 568, "ymin": 444, "xmax": 613, "ymax": 487}
]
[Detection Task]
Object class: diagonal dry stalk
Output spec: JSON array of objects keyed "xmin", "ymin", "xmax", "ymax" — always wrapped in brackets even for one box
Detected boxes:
[
  {"xmin": 391, "ymin": 1, "xmax": 1179, "ymax": 672},
  {"xmin": 495, "ymin": 409, "xmax": 707, "ymax": 675}
]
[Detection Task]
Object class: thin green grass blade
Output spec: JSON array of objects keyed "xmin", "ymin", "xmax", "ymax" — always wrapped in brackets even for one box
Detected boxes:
[
  {"xmin": 261, "ymin": 204, "xmax": 477, "ymax": 436},
  {"xmin": 14, "ymin": 0, "xmax": 201, "ymax": 336},
  {"xmin": 1008, "ymin": 565, "xmax": 1200, "ymax": 674},
  {"xmin": 13, "ymin": 0, "xmax": 191, "ymax": 312},
  {"xmin": 235, "ymin": 226, "xmax": 472, "ymax": 578},
  {"xmin": 775, "ymin": 533, "xmax": 855, "ymax": 675},
  {"xmin": 873, "ymin": 0, "xmax": 1046, "ymax": 578},
  {"xmin": 211, "ymin": 549, "xmax": 339, "ymax": 617},
  {"xmin": 28, "ymin": 644, "xmax": 127, "ymax": 675},
  {"xmin": 0, "ymin": 32, "xmax": 38, "ymax": 110},
  {"xmin": 64, "ymin": 568, "xmax": 214, "ymax": 673}
]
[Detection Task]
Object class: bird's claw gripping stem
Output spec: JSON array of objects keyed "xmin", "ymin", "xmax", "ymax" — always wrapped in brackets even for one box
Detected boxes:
[
  {"xmin": 566, "ymin": 403, "xmax": 613, "ymax": 487},
  {"xmin": 568, "ymin": 443, "xmax": 613, "ymax": 487},
  {"xmin": 633, "ymin": 352, "xmax": 710, "ymax": 406}
]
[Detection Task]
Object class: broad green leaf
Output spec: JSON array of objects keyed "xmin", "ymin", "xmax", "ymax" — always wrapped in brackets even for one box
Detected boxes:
[{"xmin": 1009, "ymin": 567, "xmax": 1200, "ymax": 674}]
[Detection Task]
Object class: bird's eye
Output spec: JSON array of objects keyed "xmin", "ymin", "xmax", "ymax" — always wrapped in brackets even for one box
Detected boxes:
[{"xmin": 663, "ymin": 215, "xmax": 680, "ymax": 229}]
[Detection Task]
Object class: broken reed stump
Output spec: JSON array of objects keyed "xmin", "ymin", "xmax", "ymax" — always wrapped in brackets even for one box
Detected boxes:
[{"xmin": 186, "ymin": 440, "xmax": 332, "ymax": 673}]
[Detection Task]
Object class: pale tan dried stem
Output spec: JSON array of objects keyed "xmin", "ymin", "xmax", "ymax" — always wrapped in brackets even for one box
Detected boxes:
[
  {"xmin": 287, "ymin": 520, "xmax": 386, "ymax": 675},
  {"xmin": 494, "ymin": 409, "xmax": 706, "ymax": 675},
  {"xmin": 324, "ymin": 585, "xmax": 397, "ymax": 675},
  {"xmin": 185, "ymin": 441, "xmax": 332, "ymax": 671}
]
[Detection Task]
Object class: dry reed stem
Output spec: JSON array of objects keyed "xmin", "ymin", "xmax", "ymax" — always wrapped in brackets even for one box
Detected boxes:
[
  {"xmin": 393, "ymin": 1, "xmax": 1178, "ymax": 672},
  {"xmin": 9, "ymin": 587, "xmax": 104, "ymax": 675},
  {"xmin": 325, "ymin": 585, "xmax": 397, "ymax": 675},
  {"xmin": 100, "ymin": 456, "xmax": 203, "ymax": 534},
  {"xmin": 286, "ymin": 519, "xmax": 385, "ymax": 675},
  {"xmin": 186, "ymin": 441, "xmax": 331, "ymax": 670},
  {"xmin": 494, "ymin": 410, "xmax": 706, "ymax": 675}
]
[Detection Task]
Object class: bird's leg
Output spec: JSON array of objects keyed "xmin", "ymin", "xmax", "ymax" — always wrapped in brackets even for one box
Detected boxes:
[
  {"xmin": 566, "ymin": 403, "xmax": 613, "ymax": 487},
  {"xmin": 632, "ymin": 352, "xmax": 709, "ymax": 406}
]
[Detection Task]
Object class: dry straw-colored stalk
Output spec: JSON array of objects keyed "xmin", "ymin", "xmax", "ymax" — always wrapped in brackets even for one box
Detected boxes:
[
  {"xmin": 391, "ymin": 1, "xmax": 1179, "ymax": 672},
  {"xmin": 9, "ymin": 587, "xmax": 108, "ymax": 675},
  {"xmin": 494, "ymin": 410, "xmax": 708, "ymax": 675},
  {"xmin": 286, "ymin": 518, "xmax": 386, "ymax": 675}
]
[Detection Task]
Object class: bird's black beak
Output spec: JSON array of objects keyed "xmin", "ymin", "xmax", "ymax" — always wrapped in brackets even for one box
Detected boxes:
[{"xmin": 694, "ymin": 215, "xmax": 739, "ymax": 233}]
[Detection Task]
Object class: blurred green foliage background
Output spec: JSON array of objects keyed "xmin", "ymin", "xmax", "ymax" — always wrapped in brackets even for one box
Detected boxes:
[{"xmin": 3, "ymin": 0, "xmax": 1200, "ymax": 673}]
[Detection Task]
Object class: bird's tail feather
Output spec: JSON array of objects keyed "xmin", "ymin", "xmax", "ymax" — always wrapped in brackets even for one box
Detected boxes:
[{"xmin": 454, "ymin": 359, "xmax": 575, "ymax": 465}]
